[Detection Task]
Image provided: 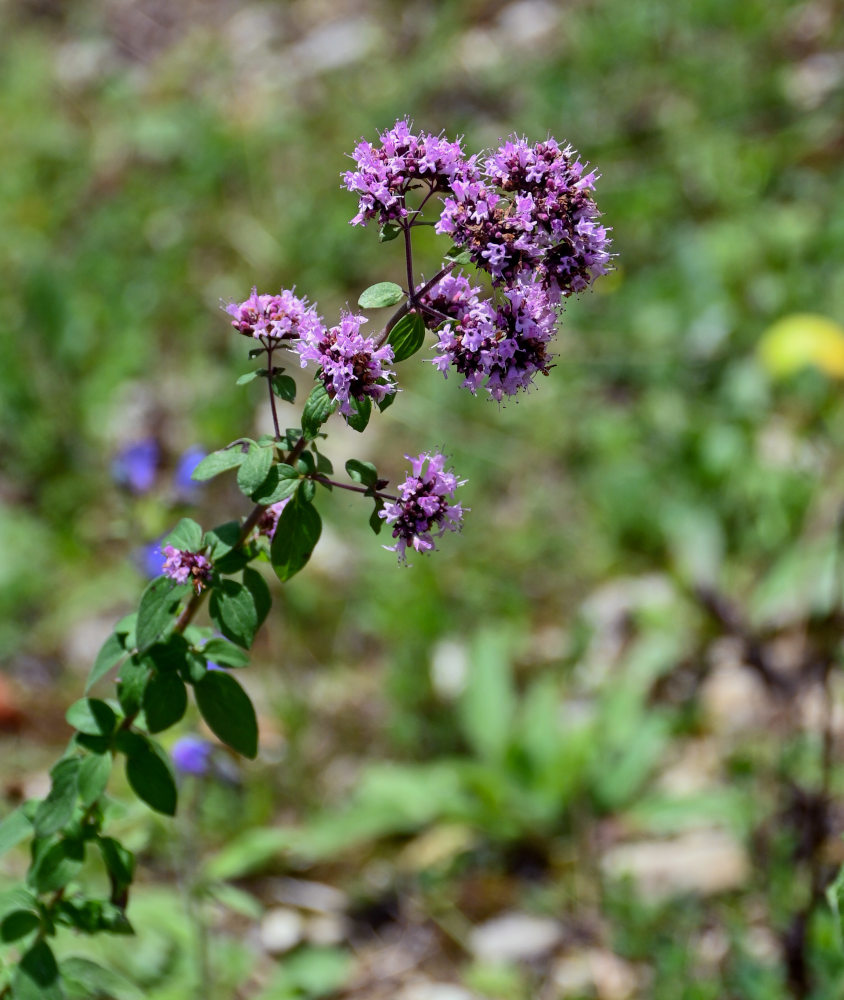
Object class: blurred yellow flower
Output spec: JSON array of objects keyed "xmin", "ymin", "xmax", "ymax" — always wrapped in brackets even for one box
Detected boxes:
[{"xmin": 758, "ymin": 313, "xmax": 844, "ymax": 378}]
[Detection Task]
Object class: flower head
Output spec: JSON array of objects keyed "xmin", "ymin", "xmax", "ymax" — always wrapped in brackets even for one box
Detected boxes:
[
  {"xmin": 432, "ymin": 279, "xmax": 559, "ymax": 401},
  {"xmin": 380, "ymin": 452, "xmax": 466, "ymax": 563},
  {"xmin": 162, "ymin": 545, "xmax": 212, "ymax": 593},
  {"xmin": 296, "ymin": 312, "xmax": 396, "ymax": 416},
  {"xmin": 225, "ymin": 287, "xmax": 324, "ymax": 343},
  {"xmin": 172, "ymin": 736, "xmax": 213, "ymax": 777},
  {"xmin": 436, "ymin": 136, "xmax": 611, "ymax": 300},
  {"xmin": 343, "ymin": 119, "xmax": 478, "ymax": 227}
]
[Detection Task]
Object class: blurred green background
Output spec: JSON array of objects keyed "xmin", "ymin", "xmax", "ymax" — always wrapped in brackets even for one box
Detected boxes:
[{"xmin": 3, "ymin": 0, "xmax": 844, "ymax": 997}]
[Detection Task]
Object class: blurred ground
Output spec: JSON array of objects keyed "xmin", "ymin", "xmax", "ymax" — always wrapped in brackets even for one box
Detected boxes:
[{"xmin": 2, "ymin": 0, "xmax": 844, "ymax": 997}]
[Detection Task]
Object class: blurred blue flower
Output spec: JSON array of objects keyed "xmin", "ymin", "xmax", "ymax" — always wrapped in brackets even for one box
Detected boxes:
[
  {"xmin": 112, "ymin": 439, "xmax": 160, "ymax": 494},
  {"xmin": 136, "ymin": 540, "xmax": 166, "ymax": 579},
  {"xmin": 174, "ymin": 446, "xmax": 207, "ymax": 499},
  {"xmin": 172, "ymin": 736, "xmax": 213, "ymax": 777}
]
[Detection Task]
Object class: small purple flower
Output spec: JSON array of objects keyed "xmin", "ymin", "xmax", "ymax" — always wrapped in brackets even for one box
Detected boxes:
[
  {"xmin": 432, "ymin": 279, "xmax": 559, "ymax": 401},
  {"xmin": 343, "ymin": 119, "xmax": 478, "ymax": 227},
  {"xmin": 112, "ymin": 439, "xmax": 160, "ymax": 494},
  {"xmin": 174, "ymin": 446, "xmax": 207, "ymax": 498},
  {"xmin": 162, "ymin": 546, "xmax": 212, "ymax": 593},
  {"xmin": 296, "ymin": 312, "xmax": 396, "ymax": 416},
  {"xmin": 172, "ymin": 736, "xmax": 213, "ymax": 777},
  {"xmin": 224, "ymin": 287, "xmax": 324, "ymax": 343},
  {"xmin": 256, "ymin": 498, "xmax": 292, "ymax": 540},
  {"xmin": 380, "ymin": 452, "xmax": 466, "ymax": 563}
]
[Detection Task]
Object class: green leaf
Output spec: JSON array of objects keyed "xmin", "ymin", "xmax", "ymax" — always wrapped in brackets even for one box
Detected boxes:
[
  {"xmin": 237, "ymin": 442, "xmax": 275, "ymax": 496},
  {"xmin": 445, "ymin": 245, "xmax": 472, "ymax": 264},
  {"xmin": 162, "ymin": 517, "xmax": 203, "ymax": 552},
  {"xmin": 209, "ymin": 579, "xmax": 260, "ymax": 649},
  {"xmin": 236, "ymin": 369, "xmax": 262, "ymax": 385},
  {"xmin": 136, "ymin": 577, "xmax": 190, "ymax": 651},
  {"xmin": 143, "ymin": 634, "xmax": 190, "ymax": 674},
  {"xmin": 142, "ymin": 671, "xmax": 187, "ymax": 733},
  {"xmin": 98, "ymin": 837, "xmax": 135, "ymax": 892},
  {"xmin": 1, "ymin": 909, "xmax": 40, "ymax": 942},
  {"xmin": 358, "ymin": 281, "xmax": 405, "ymax": 309},
  {"xmin": 369, "ymin": 504, "xmax": 385, "ymax": 535},
  {"xmin": 34, "ymin": 758, "xmax": 81, "ymax": 837},
  {"xmin": 202, "ymin": 638, "xmax": 250, "ymax": 668},
  {"xmin": 191, "ymin": 447, "xmax": 247, "ymax": 482},
  {"xmin": 204, "ymin": 521, "xmax": 249, "ymax": 575},
  {"xmin": 387, "ymin": 310, "xmax": 426, "ymax": 361},
  {"xmin": 194, "ymin": 671, "xmax": 258, "ymax": 759},
  {"xmin": 28, "ymin": 837, "xmax": 85, "ymax": 894},
  {"xmin": 458, "ymin": 628, "xmax": 516, "ymax": 764},
  {"xmin": 377, "ymin": 391, "xmax": 396, "ymax": 413},
  {"xmin": 116, "ymin": 658, "xmax": 151, "ymax": 716},
  {"xmin": 60, "ymin": 957, "xmax": 143, "ymax": 1000},
  {"xmin": 302, "ymin": 383, "xmax": 336, "ymax": 439},
  {"xmin": 250, "ymin": 463, "xmax": 301, "ymax": 505},
  {"xmin": 124, "ymin": 736, "xmax": 177, "ymax": 816},
  {"xmin": 85, "ymin": 632, "xmax": 126, "ymax": 693},
  {"xmin": 345, "ymin": 459, "xmax": 378, "ymax": 487},
  {"xmin": 272, "ymin": 373, "xmax": 297, "ymax": 402},
  {"xmin": 270, "ymin": 497, "xmax": 322, "ymax": 582},
  {"xmin": 65, "ymin": 699, "xmax": 117, "ymax": 738},
  {"xmin": 243, "ymin": 568, "xmax": 271, "ymax": 630},
  {"xmin": 0, "ymin": 808, "xmax": 32, "ymax": 857},
  {"xmin": 300, "ymin": 478, "xmax": 316, "ymax": 502},
  {"xmin": 378, "ymin": 223, "xmax": 402, "ymax": 243},
  {"xmin": 345, "ymin": 394, "xmax": 372, "ymax": 433},
  {"xmin": 181, "ymin": 652, "xmax": 208, "ymax": 684},
  {"xmin": 12, "ymin": 940, "xmax": 63, "ymax": 1000},
  {"xmin": 77, "ymin": 753, "xmax": 111, "ymax": 807},
  {"xmin": 114, "ymin": 613, "xmax": 138, "ymax": 649}
]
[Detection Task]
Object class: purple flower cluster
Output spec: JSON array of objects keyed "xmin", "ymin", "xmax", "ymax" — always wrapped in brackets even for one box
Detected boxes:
[
  {"xmin": 343, "ymin": 119, "xmax": 477, "ymax": 228},
  {"xmin": 421, "ymin": 275, "xmax": 558, "ymax": 401},
  {"xmin": 112, "ymin": 439, "xmax": 159, "ymax": 494},
  {"xmin": 172, "ymin": 735, "xmax": 213, "ymax": 777},
  {"xmin": 162, "ymin": 545, "xmax": 212, "ymax": 593},
  {"xmin": 437, "ymin": 137, "xmax": 611, "ymax": 299},
  {"xmin": 256, "ymin": 498, "xmax": 291, "ymax": 540},
  {"xmin": 380, "ymin": 452, "xmax": 466, "ymax": 563},
  {"xmin": 296, "ymin": 312, "xmax": 396, "ymax": 416},
  {"xmin": 225, "ymin": 287, "xmax": 324, "ymax": 343}
]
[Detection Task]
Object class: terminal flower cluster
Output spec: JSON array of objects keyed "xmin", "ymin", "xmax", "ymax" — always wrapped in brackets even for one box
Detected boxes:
[
  {"xmin": 226, "ymin": 287, "xmax": 324, "ymax": 343},
  {"xmin": 162, "ymin": 545, "xmax": 212, "ymax": 593},
  {"xmin": 296, "ymin": 312, "xmax": 396, "ymax": 415},
  {"xmin": 380, "ymin": 452, "xmax": 466, "ymax": 563},
  {"xmin": 343, "ymin": 119, "xmax": 477, "ymax": 227}
]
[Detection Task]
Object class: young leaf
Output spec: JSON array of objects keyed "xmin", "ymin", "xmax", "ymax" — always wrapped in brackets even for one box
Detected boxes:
[
  {"xmin": 345, "ymin": 394, "xmax": 372, "ymax": 433},
  {"xmin": 142, "ymin": 671, "xmax": 188, "ymax": 733},
  {"xmin": 251, "ymin": 464, "xmax": 301, "ymax": 505},
  {"xmin": 236, "ymin": 370, "xmax": 262, "ymax": 385},
  {"xmin": 12, "ymin": 939, "xmax": 63, "ymax": 1000},
  {"xmin": 270, "ymin": 497, "xmax": 322, "ymax": 582},
  {"xmin": 136, "ymin": 577, "xmax": 190, "ymax": 651},
  {"xmin": 272, "ymin": 373, "xmax": 297, "ymax": 402},
  {"xmin": 204, "ymin": 520, "xmax": 250, "ymax": 575},
  {"xmin": 302, "ymin": 383, "xmax": 336, "ymax": 439},
  {"xmin": 209, "ymin": 579, "xmax": 260, "ymax": 649},
  {"xmin": 358, "ymin": 281, "xmax": 405, "ymax": 309},
  {"xmin": 77, "ymin": 753, "xmax": 111, "ymax": 807},
  {"xmin": 191, "ymin": 447, "xmax": 247, "ymax": 482},
  {"xmin": 379, "ymin": 223, "xmax": 401, "ymax": 243},
  {"xmin": 162, "ymin": 517, "xmax": 203, "ymax": 552},
  {"xmin": 34, "ymin": 758, "xmax": 81, "ymax": 837},
  {"xmin": 85, "ymin": 632, "xmax": 126, "ymax": 693},
  {"xmin": 65, "ymin": 699, "xmax": 117, "ymax": 738},
  {"xmin": 202, "ymin": 638, "xmax": 250, "ymax": 668},
  {"xmin": 445, "ymin": 245, "xmax": 472, "ymax": 264},
  {"xmin": 194, "ymin": 671, "xmax": 258, "ymax": 759},
  {"xmin": 387, "ymin": 311, "xmax": 426, "ymax": 362},
  {"xmin": 345, "ymin": 459, "xmax": 378, "ymax": 488},
  {"xmin": 124, "ymin": 736, "xmax": 177, "ymax": 816},
  {"xmin": 236, "ymin": 442, "xmax": 275, "ymax": 496},
  {"xmin": 0, "ymin": 908, "xmax": 40, "ymax": 942}
]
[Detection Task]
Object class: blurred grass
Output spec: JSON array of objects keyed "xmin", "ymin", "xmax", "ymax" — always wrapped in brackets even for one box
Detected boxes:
[{"xmin": 2, "ymin": 0, "xmax": 844, "ymax": 996}]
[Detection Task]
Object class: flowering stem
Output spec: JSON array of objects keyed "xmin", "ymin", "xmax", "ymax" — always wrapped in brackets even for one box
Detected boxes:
[
  {"xmin": 265, "ymin": 345, "xmax": 282, "ymax": 440},
  {"xmin": 309, "ymin": 474, "xmax": 397, "ymax": 501},
  {"xmin": 377, "ymin": 262, "xmax": 458, "ymax": 349},
  {"xmin": 403, "ymin": 222, "xmax": 416, "ymax": 306}
]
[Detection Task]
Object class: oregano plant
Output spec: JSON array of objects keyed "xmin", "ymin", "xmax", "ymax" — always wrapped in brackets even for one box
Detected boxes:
[{"xmin": 0, "ymin": 121, "xmax": 610, "ymax": 997}]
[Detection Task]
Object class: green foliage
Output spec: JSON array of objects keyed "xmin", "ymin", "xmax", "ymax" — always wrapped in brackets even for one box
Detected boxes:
[
  {"xmin": 136, "ymin": 579, "xmax": 190, "ymax": 652},
  {"xmin": 387, "ymin": 312, "xmax": 426, "ymax": 361},
  {"xmin": 301, "ymin": 384, "xmax": 336, "ymax": 440},
  {"xmin": 270, "ymin": 497, "xmax": 322, "ymax": 582},
  {"xmin": 194, "ymin": 671, "xmax": 259, "ymax": 759},
  {"xmin": 191, "ymin": 448, "xmax": 247, "ymax": 482},
  {"xmin": 358, "ymin": 281, "xmax": 405, "ymax": 309},
  {"xmin": 121, "ymin": 735, "xmax": 177, "ymax": 817}
]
